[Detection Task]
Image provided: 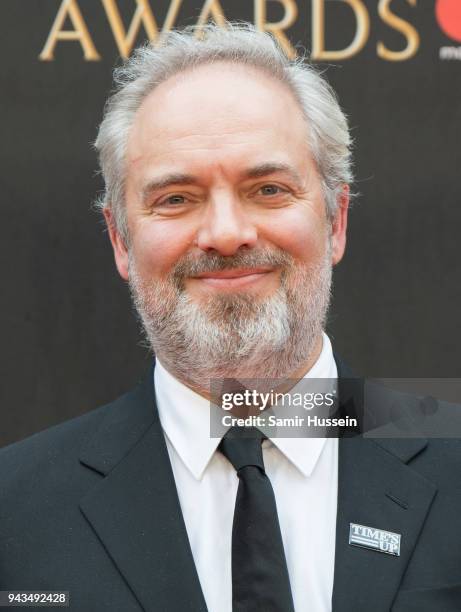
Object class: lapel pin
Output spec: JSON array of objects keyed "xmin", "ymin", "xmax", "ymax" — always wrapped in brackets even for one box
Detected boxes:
[{"xmin": 349, "ymin": 523, "xmax": 401, "ymax": 556}]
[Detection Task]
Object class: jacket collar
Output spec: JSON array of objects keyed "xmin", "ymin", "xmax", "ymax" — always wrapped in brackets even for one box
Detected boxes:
[{"xmin": 79, "ymin": 366, "xmax": 157, "ymax": 476}]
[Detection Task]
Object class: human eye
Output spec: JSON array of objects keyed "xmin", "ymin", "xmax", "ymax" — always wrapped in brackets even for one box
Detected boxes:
[
  {"xmin": 257, "ymin": 184, "xmax": 286, "ymax": 196},
  {"xmin": 148, "ymin": 192, "xmax": 196, "ymax": 217},
  {"xmin": 247, "ymin": 182, "xmax": 293, "ymax": 208},
  {"xmin": 250, "ymin": 182, "xmax": 292, "ymax": 202},
  {"xmin": 157, "ymin": 194, "xmax": 188, "ymax": 207}
]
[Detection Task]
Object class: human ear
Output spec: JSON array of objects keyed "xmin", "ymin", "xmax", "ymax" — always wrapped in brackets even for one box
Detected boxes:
[
  {"xmin": 330, "ymin": 184, "xmax": 349, "ymax": 265},
  {"xmin": 103, "ymin": 207, "xmax": 129, "ymax": 281}
]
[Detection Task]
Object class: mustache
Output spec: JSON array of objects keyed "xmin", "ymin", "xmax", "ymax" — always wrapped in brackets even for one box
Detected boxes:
[{"xmin": 171, "ymin": 247, "xmax": 294, "ymax": 281}]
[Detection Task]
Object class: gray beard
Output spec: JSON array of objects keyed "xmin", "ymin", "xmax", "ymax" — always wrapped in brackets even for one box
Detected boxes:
[{"xmin": 128, "ymin": 244, "xmax": 332, "ymax": 386}]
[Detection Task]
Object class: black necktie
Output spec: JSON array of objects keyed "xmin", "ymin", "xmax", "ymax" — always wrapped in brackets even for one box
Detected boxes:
[{"xmin": 219, "ymin": 426, "xmax": 295, "ymax": 612}]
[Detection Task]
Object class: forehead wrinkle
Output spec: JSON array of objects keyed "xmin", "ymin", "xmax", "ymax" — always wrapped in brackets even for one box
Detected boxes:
[
  {"xmin": 138, "ymin": 125, "xmax": 271, "ymax": 154},
  {"xmin": 128, "ymin": 125, "xmax": 275, "ymax": 170}
]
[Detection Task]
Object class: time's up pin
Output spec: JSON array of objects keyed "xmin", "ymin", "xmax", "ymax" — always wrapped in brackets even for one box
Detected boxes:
[{"xmin": 349, "ymin": 523, "xmax": 401, "ymax": 556}]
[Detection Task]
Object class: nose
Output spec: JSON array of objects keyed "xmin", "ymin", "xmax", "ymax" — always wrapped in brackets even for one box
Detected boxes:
[{"xmin": 195, "ymin": 192, "xmax": 258, "ymax": 256}]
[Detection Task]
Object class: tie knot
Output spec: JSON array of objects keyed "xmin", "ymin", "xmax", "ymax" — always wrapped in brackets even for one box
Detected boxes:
[{"xmin": 219, "ymin": 426, "xmax": 265, "ymax": 473}]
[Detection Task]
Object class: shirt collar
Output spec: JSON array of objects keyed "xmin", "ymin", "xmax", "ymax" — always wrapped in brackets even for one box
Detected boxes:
[{"xmin": 154, "ymin": 332, "xmax": 337, "ymax": 480}]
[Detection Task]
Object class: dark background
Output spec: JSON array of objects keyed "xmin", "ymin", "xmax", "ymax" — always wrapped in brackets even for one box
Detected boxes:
[{"xmin": 2, "ymin": 0, "xmax": 460, "ymax": 447}]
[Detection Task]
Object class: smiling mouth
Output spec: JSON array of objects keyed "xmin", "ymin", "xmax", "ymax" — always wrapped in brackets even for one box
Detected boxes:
[{"xmin": 190, "ymin": 268, "xmax": 275, "ymax": 288}]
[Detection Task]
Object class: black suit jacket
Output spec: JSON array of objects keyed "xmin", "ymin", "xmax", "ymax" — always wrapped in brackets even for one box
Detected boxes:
[{"xmin": 1, "ymin": 359, "xmax": 461, "ymax": 611}]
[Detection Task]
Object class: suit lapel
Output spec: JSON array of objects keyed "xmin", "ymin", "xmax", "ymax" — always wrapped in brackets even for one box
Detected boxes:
[
  {"xmin": 332, "ymin": 357, "xmax": 437, "ymax": 611},
  {"xmin": 78, "ymin": 366, "xmax": 207, "ymax": 612}
]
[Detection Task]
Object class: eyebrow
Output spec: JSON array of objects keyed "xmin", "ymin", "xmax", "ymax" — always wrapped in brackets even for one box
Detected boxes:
[
  {"xmin": 140, "ymin": 162, "xmax": 304, "ymax": 201},
  {"xmin": 243, "ymin": 162, "xmax": 304, "ymax": 188},
  {"xmin": 141, "ymin": 173, "xmax": 197, "ymax": 202}
]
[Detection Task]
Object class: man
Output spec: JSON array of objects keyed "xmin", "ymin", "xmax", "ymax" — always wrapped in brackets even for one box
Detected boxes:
[{"xmin": 1, "ymin": 23, "xmax": 460, "ymax": 612}]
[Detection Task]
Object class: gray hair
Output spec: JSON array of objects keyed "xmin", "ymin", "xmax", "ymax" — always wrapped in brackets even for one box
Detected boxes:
[{"xmin": 94, "ymin": 22, "xmax": 353, "ymax": 242}]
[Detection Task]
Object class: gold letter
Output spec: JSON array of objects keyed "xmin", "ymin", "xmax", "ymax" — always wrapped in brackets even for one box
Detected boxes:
[
  {"xmin": 311, "ymin": 0, "xmax": 370, "ymax": 61},
  {"xmin": 39, "ymin": 0, "xmax": 100, "ymax": 61},
  {"xmin": 102, "ymin": 0, "xmax": 179, "ymax": 57},
  {"xmin": 161, "ymin": 0, "xmax": 183, "ymax": 34},
  {"xmin": 377, "ymin": 0, "xmax": 419, "ymax": 61},
  {"xmin": 195, "ymin": 0, "xmax": 227, "ymax": 36},
  {"xmin": 254, "ymin": 0, "xmax": 298, "ymax": 59}
]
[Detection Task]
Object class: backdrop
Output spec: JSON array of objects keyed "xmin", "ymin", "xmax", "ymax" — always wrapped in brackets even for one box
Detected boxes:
[{"xmin": 2, "ymin": 0, "xmax": 460, "ymax": 447}]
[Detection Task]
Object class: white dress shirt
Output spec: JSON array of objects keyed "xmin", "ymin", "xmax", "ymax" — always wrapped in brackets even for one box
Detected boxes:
[{"xmin": 154, "ymin": 332, "xmax": 338, "ymax": 612}]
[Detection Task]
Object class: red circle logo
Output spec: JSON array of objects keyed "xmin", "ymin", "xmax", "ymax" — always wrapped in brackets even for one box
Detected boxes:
[{"xmin": 436, "ymin": 0, "xmax": 461, "ymax": 42}]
